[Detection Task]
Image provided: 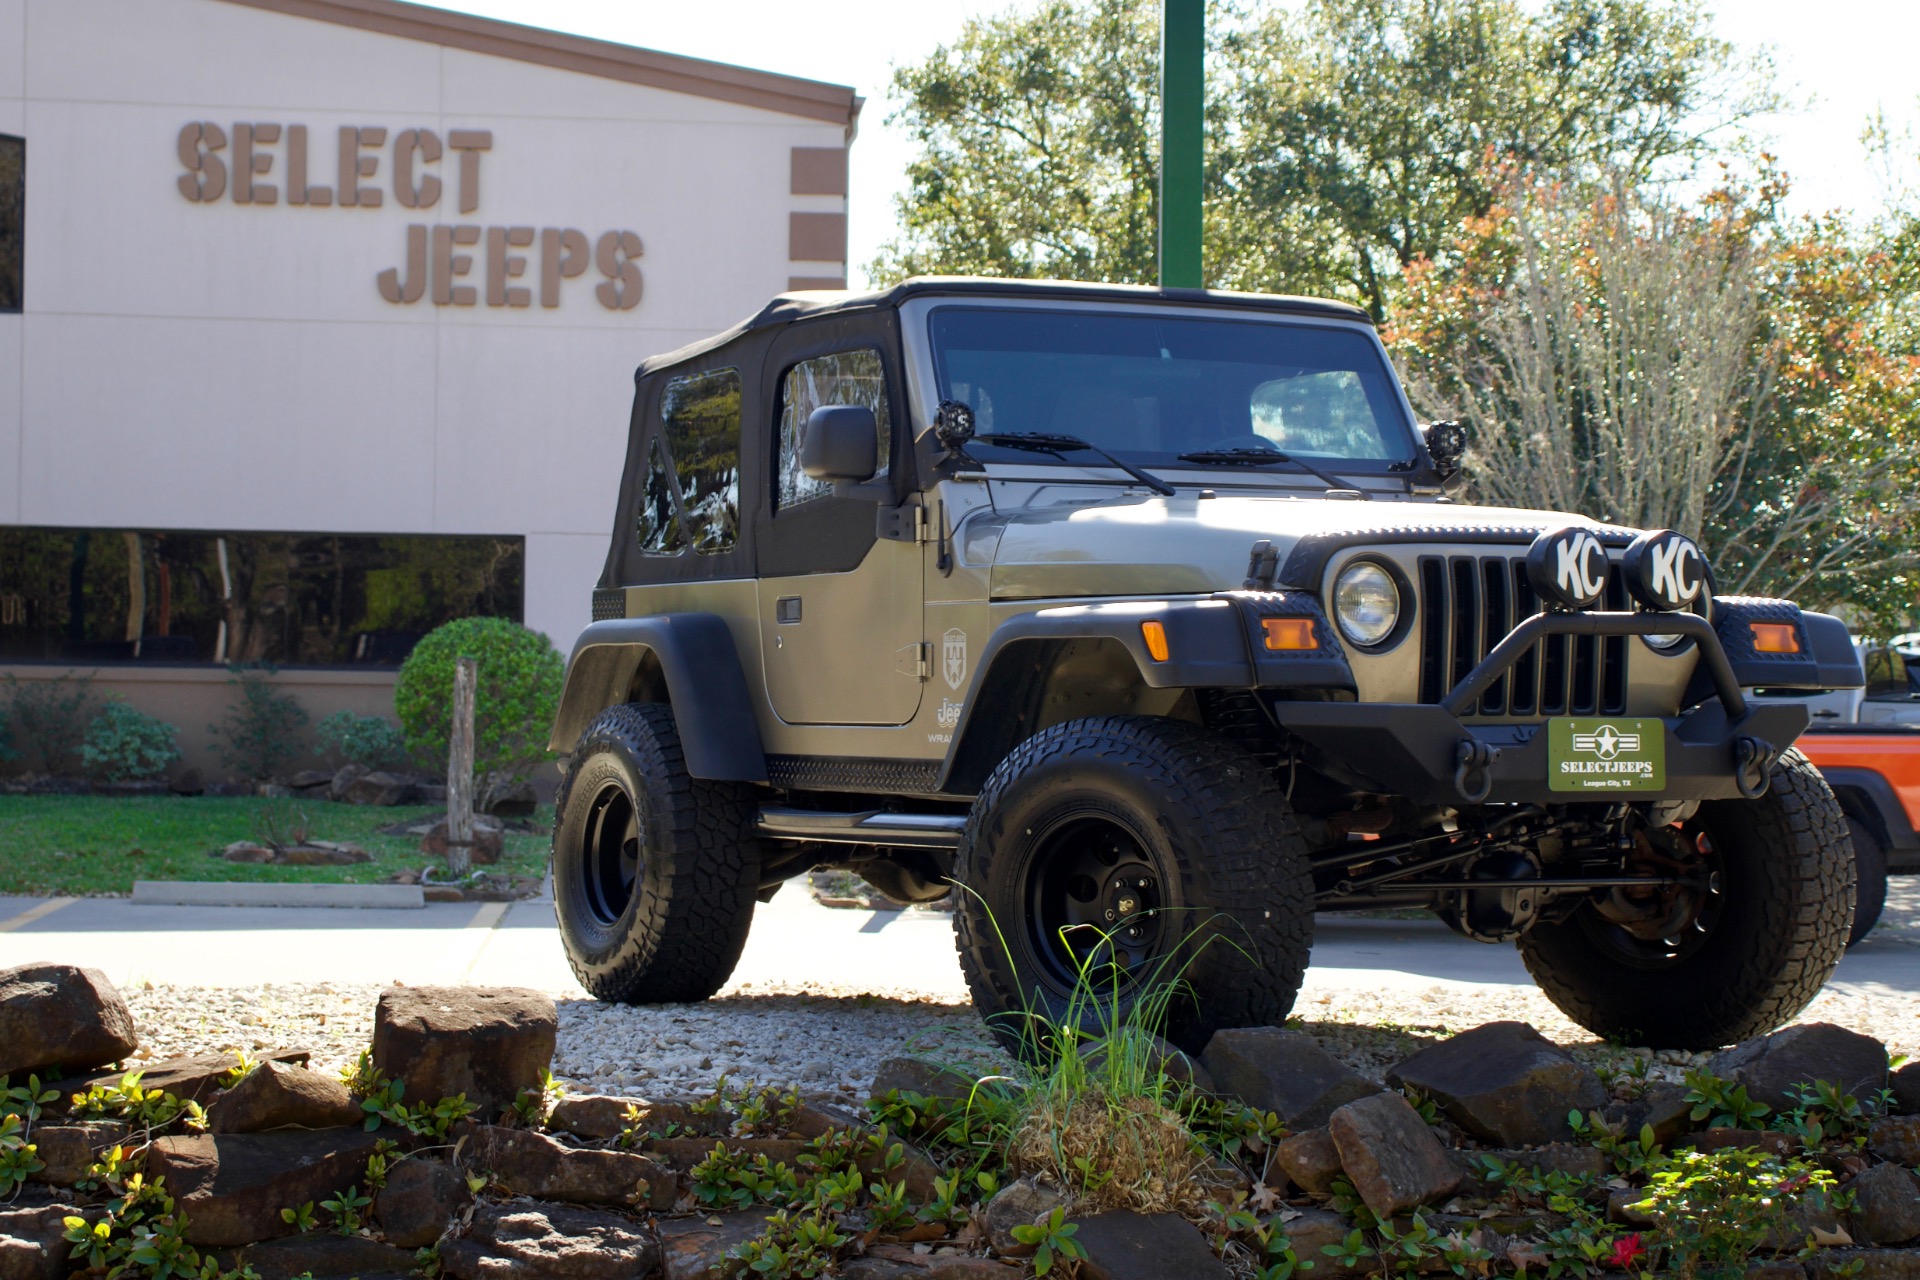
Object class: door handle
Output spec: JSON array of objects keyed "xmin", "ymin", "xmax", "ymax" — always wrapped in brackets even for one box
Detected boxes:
[{"xmin": 776, "ymin": 596, "xmax": 802, "ymax": 624}]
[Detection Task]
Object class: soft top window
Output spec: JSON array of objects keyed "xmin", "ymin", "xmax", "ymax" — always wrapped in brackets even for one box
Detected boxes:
[{"xmin": 637, "ymin": 368, "xmax": 742, "ymax": 557}]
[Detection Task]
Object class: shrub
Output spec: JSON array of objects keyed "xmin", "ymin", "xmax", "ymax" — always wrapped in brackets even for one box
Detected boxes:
[
  {"xmin": 79, "ymin": 700, "xmax": 181, "ymax": 782},
  {"xmin": 315, "ymin": 710, "xmax": 408, "ymax": 771},
  {"xmin": 4, "ymin": 672, "xmax": 98, "ymax": 773},
  {"xmin": 210, "ymin": 664, "xmax": 310, "ymax": 781},
  {"xmin": 393, "ymin": 617, "xmax": 563, "ymax": 797},
  {"xmin": 0, "ymin": 706, "xmax": 15, "ymax": 765}
]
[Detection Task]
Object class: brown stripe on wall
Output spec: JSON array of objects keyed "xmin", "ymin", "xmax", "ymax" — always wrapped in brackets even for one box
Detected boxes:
[
  {"xmin": 789, "ymin": 212, "xmax": 847, "ymax": 263},
  {"xmin": 790, "ymin": 147, "xmax": 848, "ymax": 196},
  {"xmin": 213, "ymin": 0, "xmax": 862, "ymax": 129},
  {"xmin": 788, "ymin": 276, "xmax": 848, "ymax": 291}
]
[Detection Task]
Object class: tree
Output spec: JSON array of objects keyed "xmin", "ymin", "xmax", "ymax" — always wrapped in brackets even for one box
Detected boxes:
[
  {"xmin": 1388, "ymin": 168, "xmax": 1920, "ymax": 628},
  {"xmin": 873, "ymin": 0, "xmax": 1775, "ymax": 317}
]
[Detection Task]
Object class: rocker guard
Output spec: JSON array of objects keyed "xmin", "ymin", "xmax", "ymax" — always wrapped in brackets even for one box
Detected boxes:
[{"xmin": 1272, "ymin": 611, "xmax": 1814, "ymax": 807}]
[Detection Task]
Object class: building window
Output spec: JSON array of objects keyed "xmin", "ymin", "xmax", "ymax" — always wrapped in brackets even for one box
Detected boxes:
[
  {"xmin": 0, "ymin": 134, "xmax": 21, "ymax": 313},
  {"xmin": 776, "ymin": 349, "xmax": 890, "ymax": 510},
  {"xmin": 644, "ymin": 368, "xmax": 741, "ymax": 555},
  {"xmin": 0, "ymin": 528, "xmax": 524, "ymax": 667}
]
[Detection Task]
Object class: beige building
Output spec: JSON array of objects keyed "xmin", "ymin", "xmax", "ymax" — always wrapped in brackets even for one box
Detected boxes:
[{"xmin": 0, "ymin": 0, "xmax": 860, "ymax": 772}]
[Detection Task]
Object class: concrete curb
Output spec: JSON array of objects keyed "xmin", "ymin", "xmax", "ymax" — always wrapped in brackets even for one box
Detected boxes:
[{"xmin": 131, "ymin": 881, "xmax": 426, "ymax": 909}]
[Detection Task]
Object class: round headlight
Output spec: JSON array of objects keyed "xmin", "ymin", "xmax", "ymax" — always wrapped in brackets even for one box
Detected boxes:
[
  {"xmin": 1644, "ymin": 629, "xmax": 1686, "ymax": 651},
  {"xmin": 1334, "ymin": 562, "xmax": 1400, "ymax": 648}
]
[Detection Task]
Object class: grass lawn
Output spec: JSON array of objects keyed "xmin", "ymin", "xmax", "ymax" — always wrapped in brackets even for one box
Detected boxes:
[{"xmin": 0, "ymin": 795, "xmax": 552, "ymax": 896}]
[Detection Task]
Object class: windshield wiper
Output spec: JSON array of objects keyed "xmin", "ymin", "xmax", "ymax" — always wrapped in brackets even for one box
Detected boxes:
[
  {"xmin": 975, "ymin": 432, "xmax": 1176, "ymax": 497},
  {"xmin": 1175, "ymin": 448, "xmax": 1371, "ymax": 500}
]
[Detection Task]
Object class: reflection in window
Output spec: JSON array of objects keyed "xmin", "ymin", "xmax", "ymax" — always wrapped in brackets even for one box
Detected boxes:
[
  {"xmin": 0, "ymin": 528, "xmax": 524, "ymax": 666},
  {"xmin": 634, "ymin": 439, "xmax": 683, "ymax": 556},
  {"xmin": 1250, "ymin": 370, "xmax": 1392, "ymax": 458},
  {"xmin": 0, "ymin": 134, "xmax": 21, "ymax": 312},
  {"xmin": 777, "ymin": 350, "xmax": 891, "ymax": 509},
  {"xmin": 659, "ymin": 368, "xmax": 742, "ymax": 554}
]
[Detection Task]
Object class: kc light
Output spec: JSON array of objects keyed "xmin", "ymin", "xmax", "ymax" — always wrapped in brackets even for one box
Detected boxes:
[{"xmin": 1333, "ymin": 562, "xmax": 1400, "ymax": 647}]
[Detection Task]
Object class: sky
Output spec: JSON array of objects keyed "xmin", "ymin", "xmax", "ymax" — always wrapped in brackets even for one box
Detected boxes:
[{"xmin": 439, "ymin": 0, "xmax": 1920, "ymax": 288}]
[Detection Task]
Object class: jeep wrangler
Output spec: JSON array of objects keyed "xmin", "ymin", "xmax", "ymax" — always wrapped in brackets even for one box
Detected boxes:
[{"xmin": 548, "ymin": 278, "xmax": 1864, "ymax": 1054}]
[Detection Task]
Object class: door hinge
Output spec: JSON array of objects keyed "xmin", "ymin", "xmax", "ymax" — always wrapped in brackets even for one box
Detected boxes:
[
  {"xmin": 895, "ymin": 641, "xmax": 932, "ymax": 681},
  {"xmin": 877, "ymin": 498, "xmax": 931, "ymax": 543}
]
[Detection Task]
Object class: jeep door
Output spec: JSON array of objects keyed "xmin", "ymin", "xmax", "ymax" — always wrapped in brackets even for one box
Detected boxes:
[{"xmin": 754, "ymin": 333, "xmax": 924, "ymax": 726}]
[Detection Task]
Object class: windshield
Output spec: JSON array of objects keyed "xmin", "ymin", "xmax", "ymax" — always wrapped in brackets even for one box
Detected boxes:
[{"xmin": 928, "ymin": 306, "xmax": 1420, "ymax": 472}]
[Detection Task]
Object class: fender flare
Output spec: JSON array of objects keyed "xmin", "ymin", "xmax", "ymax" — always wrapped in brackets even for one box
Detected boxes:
[
  {"xmin": 937, "ymin": 594, "xmax": 1353, "ymax": 793},
  {"xmin": 1819, "ymin": 766, "xmax": 1920, "ymax": 852},
  {"xmin": 548, "ymin": 614, "xmax": 768, "ymax": 783}
]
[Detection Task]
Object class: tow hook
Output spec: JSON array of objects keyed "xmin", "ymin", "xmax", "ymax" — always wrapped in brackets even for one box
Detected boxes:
[
  {"xmin": 1453, "ymin": 739, "xmax": 1502, "ymax": 804},
  {"xmin": 1733, "ymin": 736, "xmax": 1775, "ymax": 800}
]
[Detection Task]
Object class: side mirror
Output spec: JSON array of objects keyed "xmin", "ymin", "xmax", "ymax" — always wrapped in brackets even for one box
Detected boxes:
[{"xmin": 801, "ymin": 405, "xmax": 878, "ymax": 482}]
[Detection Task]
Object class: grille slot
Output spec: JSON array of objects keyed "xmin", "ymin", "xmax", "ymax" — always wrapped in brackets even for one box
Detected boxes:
[{"xmin": 1416, "ymin": 555, "xmax": 1628, "ymax": 717}]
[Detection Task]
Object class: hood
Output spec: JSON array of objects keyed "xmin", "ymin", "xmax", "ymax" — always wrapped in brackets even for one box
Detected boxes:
[{"xmin": 970, "ymin": 491, "xmax": 1614, "ymax": 600}]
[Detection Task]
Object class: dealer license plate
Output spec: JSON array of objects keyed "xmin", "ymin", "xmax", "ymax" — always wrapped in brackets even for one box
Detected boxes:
[{"xmin": 1548, "ymin": 718, "xmax": 1666, "ymax": 793}]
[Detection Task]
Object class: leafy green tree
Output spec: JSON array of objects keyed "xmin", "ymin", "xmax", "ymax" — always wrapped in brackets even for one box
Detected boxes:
[
  {"xmin": 874, "ymin": 0, "xmax": 1775, "ymax": 317},
  {"xmin": 394, "ymin": 617, "xmax": 563, "ymax": 807}
]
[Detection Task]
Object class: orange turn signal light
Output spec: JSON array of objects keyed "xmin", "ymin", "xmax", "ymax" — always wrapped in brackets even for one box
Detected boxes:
[
  {"xmin": 1140, "ymin": 620, "xmax": 1171, "ymax": 662},
  {"xmin": 1750, "ymin": 622, "xmax": 1801, "ymax": 654},
  {"xmin": 1263, "ymin": 617, "xmax": 1319, "ymax": 651}
]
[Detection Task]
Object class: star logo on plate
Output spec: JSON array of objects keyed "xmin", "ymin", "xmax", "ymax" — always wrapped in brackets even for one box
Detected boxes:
[{"xmin": 1572, "ymin": 726, "xmax": 1640, "ymax": 759}]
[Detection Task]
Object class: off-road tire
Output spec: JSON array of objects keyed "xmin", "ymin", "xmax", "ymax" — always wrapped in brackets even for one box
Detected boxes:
[
  {"xmin": 552, "ymin": 703, "xmax": 761, "ymax": 1003},
  {"xmin": 1847, "ymin": 816, "xmax": 1887, "ymax": 947},
  {"xmin": 952, "ymin": 715, "xmax": 1314, "ymax": 1058},
  {"xmin": 1518, "ymin": 748, "xmax": 1852, "ymax": 1049}
]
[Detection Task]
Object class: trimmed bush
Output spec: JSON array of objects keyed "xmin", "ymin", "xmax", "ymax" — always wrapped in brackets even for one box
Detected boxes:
[
  {"xmin": 211, "ymin": 664, "xmax": 310, "ymax": 781},
  {"xmin": 394, "ymin": 618, "xmax": 563, "ymax": 797},
  {"xmin": 80, "ymin": 699, "xmax": 182, "ymax": 782},
  {"xmin": 4, "ymin": 672, "xmax": 98, "ymax": 773},
  {"xmin": 316, "ymin": 710, "xmax": 408, "ymax": 771}
]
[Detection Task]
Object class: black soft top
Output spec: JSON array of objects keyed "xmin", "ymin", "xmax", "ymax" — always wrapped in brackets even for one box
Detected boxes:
[{"xmin": 635, "ymin": 276, "xmax": 1373, "ymax": 380}]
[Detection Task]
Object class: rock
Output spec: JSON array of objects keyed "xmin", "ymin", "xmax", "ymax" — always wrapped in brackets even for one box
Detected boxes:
[
  {"xmin": 220, "ymin": 841, "xmax": 277, "ymax": 863},
  {"xmin": 1079, "ymin": 1030, "xmax": 1214, "ymax": 1094},
  {"xmin": 286, "ymin": 769, "xmax": 334, "ymax": 793},
  {"xmin": 1807, "ymin": 1250, "xmax": 1920, "ymax": 1280},
  {"xmin": 441, "ymin": 1203, "xmax": 657, "ymax": 1280},
  {"xmin": 1707, "ymin": 1024, "xmax": 1889, "ymax": 1112},
  {"xmin": 1201, "ymin": 1028, "xmax": 1380, "ymax": 1129},
  {"xmin": 374, "ymin": 1158, "xmax": 468, "ymax": 1248},
  {"xmin": 1892, "ymin": 1064, "xmax": 1920, "ymax": 1117},
  {"xmin": 0, "ymin": 1203, "xmax": 82, "ymax": 1280},
  {"xmin": 1328, "ymin": 1092, "xmax": 1461, "ymax": 1218},
  {"xmin": 236, "ymin": 1232, "xmax": 416, "ymax": 1280},
  {"xmin": 1871, "ymin": 1117, "xmax": 1920, "ymax": 1168},
  {"xmin": 1850, "ymin": 1163, "xmax": 1920, "ymax": 1245},
  {"xmin": 144, "ymin": 1127, "xmax": 384, "ymax": 1246},
  {"xmin": 328, "ymin": 763, "xmax": 370, "ymax": 801},
  {"xmin": 1449, "ymin": 1145, "xmax": 1609, "ymax": 1199},
  {"xmin": 1747, "ymin": 1264, "xmax": 1808, "ymax": 1280},
  {"xmin": 1684, "ymin": 1129, "xmax": 1798, "ymax": 1157},
  {"xmin": 0, "ymin": 963, "xmax": 138, "ymax": 1076},
  {"xmin": 466, "ymin": 1125, "xmax": 673, "ymax": 1209},
  {"xmin": 370, "ymin": 986, "xmax": 557, "ymax": 1115},
  {"xmin": 870, "ymin": 1056, "xmax": 984, "ymax": 1105},
  {"xmin": 484, "ymin": 780, "xmax": 538, "ymax": 817},
  {"xmin": 1385, "ymin": 1021, "xmax": 1606, "ymax": 1148},
  {"xmin": 207, "ymin": 1060, "xmax": 362, "ymax": 1133},
  {"xmin": 1272, "ymin": 1206, "xmax": 1353, "ymax": 1258},
  {"xmin": 1069, "ymin": 1212, "xmax": 1232, "ymax": 1280},
  {"xmin": 29, "ymin": 1122, "xmax": 126, "ymax": 1185},
  {"xmin": 47, "ymin": 1049, "xmax": 307, "ymax": 1113},
  {"xmin": 787, "ymin": 1101, "xmax": 866, "ymax": 1139},
  {"xmin": 1602, "ymin": 1082, "xmax": 1696, "ymax": 1146},
  {"xmin": 548, "ymin": 1095, "xmax": 699, "ymax": 1142},
  {"xmin": 842, "ymin": 1258, "xmax": 1021, "ymax": 1280},
  {"xmin": 656, "ymin": 1210, "xmax": 773, "ymax": 1279},
  {"xmin": 1272, "ymin": 1127, "xmax": 1344, "ymax": 1195},
  {"xmin": 418, "ymin": 783, "xmax": 449, "ymax": 805},
  {"xmin": 984, "ymin": 1177, "xmax": 1069, "ymax": 1253},
  {"xmin": 422, "ymin": 814, "xmax": 505, "ymax": 865},
  {"xmin": 342, "ymin": 770, "xmax": 418, "ymax": 806},
  {"xmin": 1608, "ymin": 1188, "xmax": 1655, "ymax": 1226}
]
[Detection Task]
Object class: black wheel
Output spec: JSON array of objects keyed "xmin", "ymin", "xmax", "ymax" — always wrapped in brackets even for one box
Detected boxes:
[
  {"xmin": 952, "ymin": 715, "xmax": 1314, "ymax": 1058},
  {"xmin": 1847, "ymin": 816, "xmax": 1887, "ymax": 947},
  {"xmin": 1518, "ymin": 748, "xmax": 1852, "ymax": 1049},
  {"xmin": 552, "ymin": 703, "xmax": 762, "ymax": 1003}
]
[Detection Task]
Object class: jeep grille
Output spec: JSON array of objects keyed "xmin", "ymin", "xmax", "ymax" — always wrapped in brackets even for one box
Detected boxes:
[{"xmin": 1416, "ymin": 555, "xmax": 1628, "ymax": 716}]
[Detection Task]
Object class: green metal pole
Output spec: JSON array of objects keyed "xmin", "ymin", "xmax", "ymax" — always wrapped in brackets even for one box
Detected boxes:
[{"xmin": 1159, "ymin": 0, "xmax": 1203, "ymax": 289}]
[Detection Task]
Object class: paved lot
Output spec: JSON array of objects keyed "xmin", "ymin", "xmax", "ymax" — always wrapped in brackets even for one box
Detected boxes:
[{"xmin": 4, "ymin": 882, "xmax": 1917, "ymax": 1005}]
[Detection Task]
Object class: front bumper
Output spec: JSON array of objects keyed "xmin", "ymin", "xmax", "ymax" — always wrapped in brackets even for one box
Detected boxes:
[{"xmin": 1272, "ymin": 610, "xmax": 1814, "ymax": 806}]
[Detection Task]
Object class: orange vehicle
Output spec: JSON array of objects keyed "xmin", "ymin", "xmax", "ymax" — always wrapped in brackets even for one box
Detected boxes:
[{"xmin": 1798, "ymin": 725, "xmax": 1920, "ymax": 943}]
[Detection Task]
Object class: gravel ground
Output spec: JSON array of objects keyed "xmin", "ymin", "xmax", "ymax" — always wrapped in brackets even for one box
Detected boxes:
[{"xmin": 117, "ymin": 884, "xmax": 1920, "ymax": 1103}]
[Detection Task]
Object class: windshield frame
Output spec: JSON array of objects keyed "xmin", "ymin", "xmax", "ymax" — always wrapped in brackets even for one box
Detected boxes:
[{"xmin": 917, "ymin": 300, "xmax": 1424, "ymax": 480}]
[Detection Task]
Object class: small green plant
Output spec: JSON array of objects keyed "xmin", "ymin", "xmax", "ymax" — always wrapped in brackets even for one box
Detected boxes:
[
  {"xmin": 357, "ymin": 1076, "xmax": 477, "ymax": 1140},
  {"xmin": 69, "ymin": 1071, "xmax": 203, "ymax": 1132},
  {"xmin": 315, "ymin": 710, "xmax": 409, "ymax": 771},
  {"xmin": 725, "ymin": 1206, "xmax": 850, "ymax": 1278},
  {"xmin": 210, "ymin": 664, "xmax": 309, "ymax": 781},
  {"xmin": 250, "ymin": 797, "xmax": 312, "ymax": 851},
  {"xmin": 1, "ymin": 1073, "xmax": 60, "ymax": 1127},
  {"xmin": 0, "ymin": 1113, "xmax": 44, "ymax": 1193},
  {"xmin": 320, "ymin": 1183, "xmax": 371, "ymax": 1234},
  {"xmin": 1683, "ymin": 1069, "xmax": 1772, "ymax": 1129},
  {"xmin": 279, "ymin": 1201, "xmax": 319, "ymax": 1233},
  {"xmin": 1639, "ymin": 1147, "xmax": 1837, "ymax": 1279},
  {"xmin": 79, "ymin": 699, "xmax": 182, "ymax": 782},
  {"xmin": 5, "ymin": 672, "xmax": 98, "ymax": 773},
  {"xmin": 1771, "ymin": 1079, "xmax": 1885, "ymax": 1146},
  {"xmin": 1010, "ymin": 1205, "xmax": 1087, "ymax": 1277}
]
